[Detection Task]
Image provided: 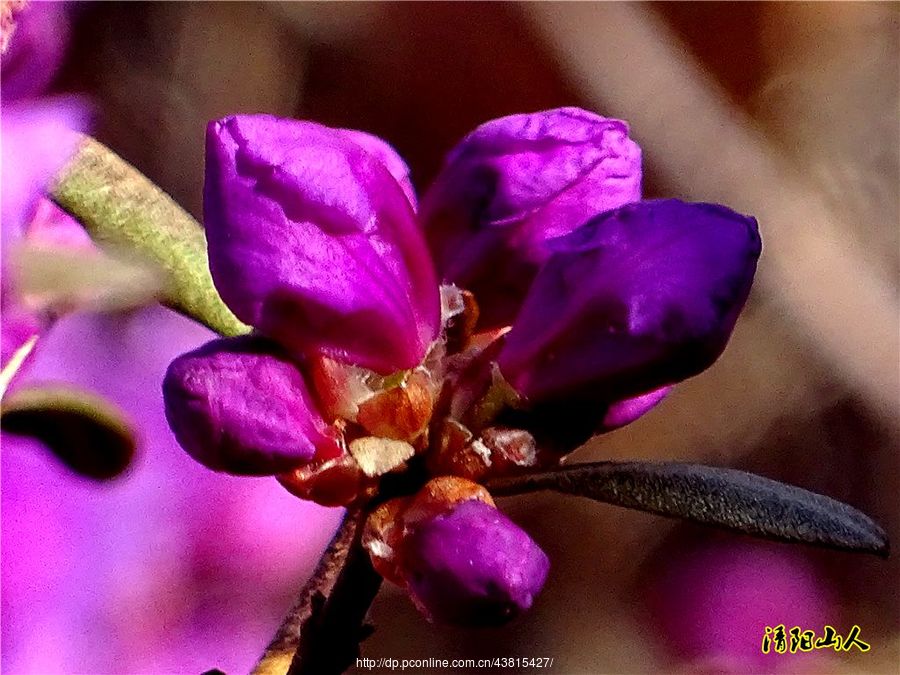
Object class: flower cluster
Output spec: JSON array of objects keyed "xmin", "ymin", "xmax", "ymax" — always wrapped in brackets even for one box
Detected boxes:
[{"xmin": 163, "ymin": 109, "xmax": 761, "ymax": 625}]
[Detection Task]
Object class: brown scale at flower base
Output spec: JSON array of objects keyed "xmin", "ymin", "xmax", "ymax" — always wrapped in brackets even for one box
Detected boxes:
[{"xmin": 275, "ymin": 286, "xmax": 550, "ymax": 508}]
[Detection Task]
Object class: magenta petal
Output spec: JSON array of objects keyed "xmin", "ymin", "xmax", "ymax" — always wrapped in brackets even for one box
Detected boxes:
[
  {"xmin": 421, "ymin": 107, "xmax": 641, "ymax": 327},
  {"xmin": 402, "ymin": 500, "xmax": 549, "ymax": 626},
  {"xmin": 1, "ymin": 1, "xmax": 70, "ymax": 101},
  {"xmin": 338, "ymin": 129, "xmax": 418, "ymax": 210},
  {"xmin": 1, "ymin": 97, "xmax": 90, "ymax": 247},
  {"xmin": 203, "ymin": 115, "xmax": 439, "ymax": 374},
  {"xmin": 162, "ymin": 337, "xmax": 330, "ymax": 475},
  {"xmin": 24, "ymin": 199, "xmax": 93, "ymax": 250},
  {"xmin": 499, "ymin": 200, "xmax": 761, "ymax": 404},
  {"xmin": 600, "ymin": 386, "xmax": 672, "ymax": 431}
]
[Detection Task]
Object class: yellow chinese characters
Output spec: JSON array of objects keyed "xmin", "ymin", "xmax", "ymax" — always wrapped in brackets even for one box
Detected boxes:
[{"xmin": 761, "ymin": 624, "xmax": 870, "ymax": 654}]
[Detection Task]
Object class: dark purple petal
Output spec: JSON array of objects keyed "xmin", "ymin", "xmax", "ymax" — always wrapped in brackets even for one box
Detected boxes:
[
  {"xmin": 402, "ymin": 499, "xmax": 549, "ymax": 626},
  {"xmin": 162, "ymin": 336, "xmax": 332, "ymax": 475},
  {"xmin": 203, "ymin": 115, "xmax": 439, "ymax": 374},
  {"xmin": 498, "ymin": 200, "xmax": 761, "ymax": 404},
  {"xmin": 421, "ymin": 107, "xmax": 641, "ymax": 327}
]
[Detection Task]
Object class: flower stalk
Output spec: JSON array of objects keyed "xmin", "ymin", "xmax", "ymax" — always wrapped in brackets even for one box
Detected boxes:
[{"xmin": 253, "ymin": 507, "xmax": 382, "ymax": 675}]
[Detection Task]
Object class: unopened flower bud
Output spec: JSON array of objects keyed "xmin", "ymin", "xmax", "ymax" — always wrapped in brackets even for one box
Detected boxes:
[
  {"xmin": 499, "ymin": 200, "xmax": 761, "ymax": 405},
  {"xmin": 422, "ymin": 107, "xmax": 641, "ymax": 327},
  {"xmin": 163, "ymin": 336, "xmax": 338, "ymax": 475},
  {"xmin": 361, "ymin": 476, "xmax": 545, "ymax": 627},
  {"xmin": 402, "ymin": 499, "xmax": 549, "ymax": 625},
  {"xmin": 363, "ymin": 476, "xmax": 493, "ymax": 586},
  {"xmin": 203, "ymin": 114, "xmax": 439, "ymax": 374}
]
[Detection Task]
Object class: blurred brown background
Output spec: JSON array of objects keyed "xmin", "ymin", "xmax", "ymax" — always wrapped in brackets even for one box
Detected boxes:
[{"xmin": 57, "ymin": 2, "xmax": 898, "ymax": 673}]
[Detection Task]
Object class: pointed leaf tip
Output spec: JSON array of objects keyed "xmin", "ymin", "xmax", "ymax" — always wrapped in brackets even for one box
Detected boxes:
[{"xmin": 488, "ymin": 461, "xmax": 889, "ymax": 556}]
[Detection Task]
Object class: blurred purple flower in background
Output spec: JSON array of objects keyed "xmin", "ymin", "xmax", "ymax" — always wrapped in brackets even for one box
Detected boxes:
[
  {"xmin": 0, "ymin": 98, "xmax": 91, "ymax": 384},
  {"xmin": 0, "ymin": 0, "xmax": 69, "ymax": 100},
  {"xmin": 2, "ymin": 308, "xmax": 341, "ymax": 673},
  {"xmin": 0, "ymin": 0, "xmax": 89, "ymax": 385},
  {"xmin": 649, "ymin": 538, "xmax": 834, "ymax": 672},
  {"xmin": 2, "ymin": 6, "xmax": 341, "ymax": 672},
  {"xmin": 0, "ymin": 98, "xmax": 88, "ymax": 246}
]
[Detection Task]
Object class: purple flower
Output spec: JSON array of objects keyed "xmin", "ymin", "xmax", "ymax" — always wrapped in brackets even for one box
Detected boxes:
[
  {"xmin": 203, "ymin": 115, "xmax": 439, "ymax": 374},
  {"xmin": 163, "ymin": 337, "xmax": 338, "ymax": 475},
  {"xmin": 498, "ymin": 200, "xmax": 761, "ymax": 405},
  {"xmin": 649, "ymin": 539, "xmax": 833, "ymax": 670},
  {"xmin": 421, "ymin": 107, "xmax": 641, "ymax": 328},
  {"xmin": 169, "ymin": 111, "xmax": 760, "ymax": 475},
  {"xmin": 402, "ymin": 499, "xmax": 549, "ymax": 626}
]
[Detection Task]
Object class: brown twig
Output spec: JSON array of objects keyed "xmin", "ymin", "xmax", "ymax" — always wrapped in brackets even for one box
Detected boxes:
[{"xmin": 252, "ymin": 507, "xmax": 383, "ymax": 675}]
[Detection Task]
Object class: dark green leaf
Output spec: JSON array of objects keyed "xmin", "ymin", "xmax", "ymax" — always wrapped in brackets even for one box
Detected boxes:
[
  {"xmin": 487, "ymin": 461, "xmax": 888, "ymax": 556},
  {"xmin": 2, "ymin": 385, "xmax": 135, "ymax": 480}
]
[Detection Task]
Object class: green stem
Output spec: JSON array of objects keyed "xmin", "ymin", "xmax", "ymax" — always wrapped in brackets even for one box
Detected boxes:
[{"xmin": 50, "ymin": 135, "xmax": 248, "ymax": 337}]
